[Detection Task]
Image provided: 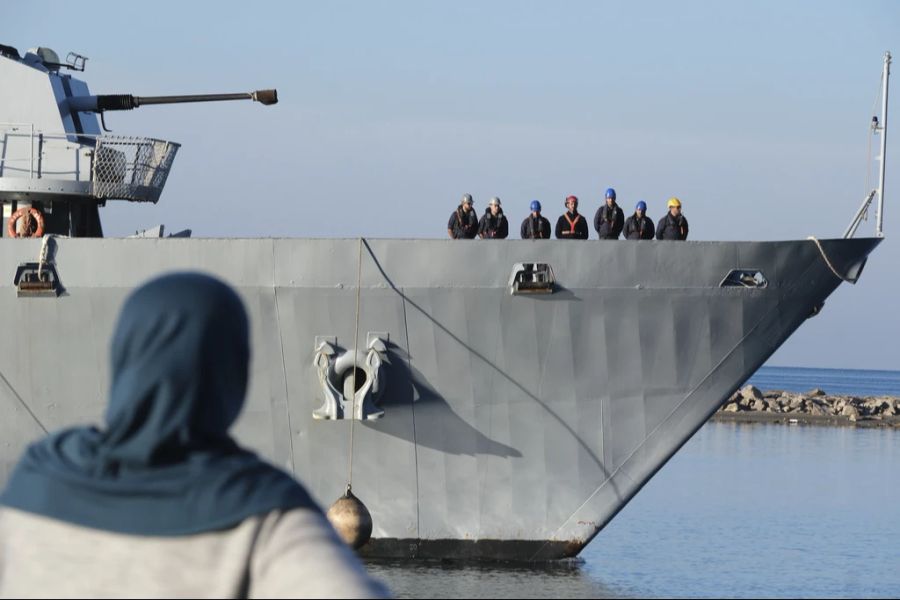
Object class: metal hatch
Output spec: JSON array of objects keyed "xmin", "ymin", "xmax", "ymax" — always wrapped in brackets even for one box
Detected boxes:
[
  {"xmin": 509, "ymin": 262, "xmax": 556, "ymax": 295},
  {"xmin": 720, "ymin": 269, "xmax": 768, "ymax": 289}
]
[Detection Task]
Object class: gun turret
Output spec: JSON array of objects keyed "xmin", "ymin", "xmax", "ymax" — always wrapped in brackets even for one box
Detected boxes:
[
  {"xmin": 0, "ymin": 44, "xmax": 281, "ymax": 238},
  {"xmin": 68, "ymin": 89, "xmax": 278, "ymax": 112}
]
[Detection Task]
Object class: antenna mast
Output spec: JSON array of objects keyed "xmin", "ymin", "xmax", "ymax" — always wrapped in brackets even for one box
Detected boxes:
[
  {"xmin": 844, "ymin": 51, "xmax": 892, "ymax": 239},
  {"xmin": 875, "ymin": 51, "xmax": 891, "ymax": 237}
]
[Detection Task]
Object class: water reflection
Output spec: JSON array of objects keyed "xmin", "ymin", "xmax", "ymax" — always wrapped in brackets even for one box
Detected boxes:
[{"xmin": 366, "ymin": 557, "xmax": 630, "ymax": 599}]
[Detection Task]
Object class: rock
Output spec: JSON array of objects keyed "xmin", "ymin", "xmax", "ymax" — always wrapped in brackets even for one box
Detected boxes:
[
  {"xmin": 865, "ymin": 400, "xmax": 890, "ymax": 415},
  {"xmin": 742, "ymin": 385, "xmax": 764, "ymax": 402},
  {"xmin": 723, "ymin": 402, "xmax": 740, "ymax": 413},
  {"xmin": 863, "ymin": 398, "xmax": 881, "ymax": 410},
  {"xmin": 841, "ymin": 405, "xmax": 860, "ymax": 421},
  {"xmin": 763, "ymin": 390, "xmax": 784, "ymax": 399},
  {"xmin": 788, "ymin": 396, "xmax": 803, "ymax": 410},
  {"xmin": 751, "ymin": 399, "xmax": 767, "ymax": 412},
  {"xmin": 807, "ymin": 403, "xmax": 827, "ymax": 416},
  {"xmin": 806, "ymin": 388, "xmax": 827, "ymax": 397},
  {"xmin": 804, "ymin": 397, "xmax": 823, "ymax": 410}
]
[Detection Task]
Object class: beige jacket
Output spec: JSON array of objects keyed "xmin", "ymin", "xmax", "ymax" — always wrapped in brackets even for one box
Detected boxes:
[{"xmin": 0, "ymin": 506, "xmax": 390, "ymax": 599}]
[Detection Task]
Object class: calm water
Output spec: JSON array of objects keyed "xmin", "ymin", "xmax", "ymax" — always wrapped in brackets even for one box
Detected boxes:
[
  {"xmin": 746, "ymin": 366, "xmax": 900, "ymax": 397},
  {"xmin": 365, "ymin": 368, "xmax": 900, "ymax": 598}
]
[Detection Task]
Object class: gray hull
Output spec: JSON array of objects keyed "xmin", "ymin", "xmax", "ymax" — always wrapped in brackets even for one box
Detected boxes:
[{"xmin": 0, "ymin": 237, "xmax": 880, "ymax": 560}]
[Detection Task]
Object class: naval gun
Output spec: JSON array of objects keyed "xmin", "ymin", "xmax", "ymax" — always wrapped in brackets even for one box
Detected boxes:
[
  {"xmin": 68, "ymin": 89, "xmax": 278, "ymax": 119},
  {"xmin": 0, "ymin": 44, "xmax": 277, "ymax": 238}
]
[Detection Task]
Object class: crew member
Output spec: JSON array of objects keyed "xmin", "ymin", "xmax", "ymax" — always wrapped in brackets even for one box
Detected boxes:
[
  {"xmin": 447, "ymin": 193, "xmax": 479, "ymax": 239},
  {"xmin": 593, "ymin": 187, "xmax": 624, "ymax": 239},
  {"xmin": 624, "ymin": 200, "xmax": 655, "ymax": 240},
  {"xmin": 656, "ymin": 197, "xmax": 689, "ymax": 240},
  {"xmin": 478, "ymin": 197, "xmax": 509, "ymax": 239},
  {"xmin": 555, "ymin": 196, "xmax": 588, "ymax": 240},
  {"xmin": 521, "ymin": 200, "xmax": 551, "ymax": 239}
]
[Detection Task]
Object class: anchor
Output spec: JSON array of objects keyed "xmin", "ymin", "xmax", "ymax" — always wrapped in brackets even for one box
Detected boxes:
[{"xmin": 313, "ymin": 333, "xmax": 388, "ymax": 421}]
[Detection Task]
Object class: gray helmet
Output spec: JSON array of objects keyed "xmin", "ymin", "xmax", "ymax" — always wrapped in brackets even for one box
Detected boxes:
[
  {"xmin": 488, "ymin": 197, "xmax": 501, "ymax": 207},
  {"xmin": 461, "ymin": 193, "xmax": 473, "ymax": 205}
]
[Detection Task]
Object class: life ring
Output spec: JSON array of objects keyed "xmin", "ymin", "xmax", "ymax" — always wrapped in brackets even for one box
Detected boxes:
[{"xmin": 7, "ymin": 207, "xmax": 45, "ymax": 238}]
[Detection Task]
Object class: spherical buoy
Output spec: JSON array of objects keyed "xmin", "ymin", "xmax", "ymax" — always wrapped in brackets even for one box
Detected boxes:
[{"xmin": 326, "ymin": 485, "xmax": 372, "ymax": 549}]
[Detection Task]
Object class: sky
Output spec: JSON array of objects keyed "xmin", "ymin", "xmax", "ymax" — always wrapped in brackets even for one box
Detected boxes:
[{"xmin": 5, "ymin": 0, "xmax": 899, "ymax": 370}]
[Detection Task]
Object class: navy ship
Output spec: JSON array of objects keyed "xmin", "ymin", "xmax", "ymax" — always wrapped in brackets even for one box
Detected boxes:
[{"xmin": 0, "ymin": 44, "xmax": 890, "ymax": 560}]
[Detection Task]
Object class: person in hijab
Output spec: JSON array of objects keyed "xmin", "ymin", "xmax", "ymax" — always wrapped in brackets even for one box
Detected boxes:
[{"xmin": 0, "ymin": 272, "xmax": 389, "ymax": 599}]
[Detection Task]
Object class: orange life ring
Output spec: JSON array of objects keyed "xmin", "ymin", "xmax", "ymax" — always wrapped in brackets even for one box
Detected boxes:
[{"xmin": 7, "ymin": 207, "xmax": 45, "ymax": 239}]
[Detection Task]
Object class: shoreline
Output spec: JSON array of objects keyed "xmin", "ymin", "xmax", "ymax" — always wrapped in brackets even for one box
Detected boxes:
[{"xmin": 711, "ymin": 386, "xmax": 900, "ymax": 428}]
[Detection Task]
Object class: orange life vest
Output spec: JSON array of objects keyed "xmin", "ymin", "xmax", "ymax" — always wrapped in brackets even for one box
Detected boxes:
[{"xmin": 564, "ymin": 212, "xmax": 582, "ymax": 234}]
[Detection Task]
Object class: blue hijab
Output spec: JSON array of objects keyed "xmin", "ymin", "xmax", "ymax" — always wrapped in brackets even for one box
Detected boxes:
[{"xmin": 1, "ymin": 272, "xmax": 317, "ymax": 535}]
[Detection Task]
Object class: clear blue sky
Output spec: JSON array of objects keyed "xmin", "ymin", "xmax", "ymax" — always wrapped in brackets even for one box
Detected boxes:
[{"xmin": 7, "ymin": 0, "xmax": 899, "ymax": 369}]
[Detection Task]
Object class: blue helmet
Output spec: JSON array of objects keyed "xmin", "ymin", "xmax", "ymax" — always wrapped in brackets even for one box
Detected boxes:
[
  {"xmin": 636, "ymin": 200, "xmax": 647, "ymax": 212},
  {"xmin": 605, "ymin": 188, "xmax": 616, "ymax": 200},
  {"xmin": 530, "ymin": 200, "xmax": 541, "ymax": 212}
]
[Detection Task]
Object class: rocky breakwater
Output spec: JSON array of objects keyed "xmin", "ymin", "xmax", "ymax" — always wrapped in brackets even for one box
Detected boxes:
[{"xmin": 713, "ymin": 385, "xmax": 900, "ymax": 428}]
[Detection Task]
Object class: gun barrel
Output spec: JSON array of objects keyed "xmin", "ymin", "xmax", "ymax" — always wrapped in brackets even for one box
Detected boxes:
[
  {"xmin": 69, "ymin": 89, "xmax": 278, "ymax": 112},
  {"xmin": 136, "ymin": 90, "xmax": 278, "ymax": 106}
]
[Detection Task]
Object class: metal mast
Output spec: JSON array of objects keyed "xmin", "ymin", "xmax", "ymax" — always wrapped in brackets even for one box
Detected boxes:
[
  {"xmin": 875, "ymin": 51, "xmax": 891, "ymax": 237},
  {"xmin": 843, "ymin": 51, "xmax": 891, "ymax": 239}
]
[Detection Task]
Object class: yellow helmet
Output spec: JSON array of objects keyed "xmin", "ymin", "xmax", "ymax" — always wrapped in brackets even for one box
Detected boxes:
[{"xmin": 667, "ymin": 197, "xmax": 682, "ymax": 208}]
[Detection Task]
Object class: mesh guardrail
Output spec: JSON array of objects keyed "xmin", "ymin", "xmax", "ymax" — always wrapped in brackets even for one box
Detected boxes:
[{"xmin": 91, "ymin": 136, "xmax": 180, "ymax": 203}]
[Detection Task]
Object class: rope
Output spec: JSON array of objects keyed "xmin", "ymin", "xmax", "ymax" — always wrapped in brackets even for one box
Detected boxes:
[
  {"xmin": 346, "ymin": 236, "xmax": 364, "ymax": 492},
  {"xmin": 37, "ymin": 234, "xmax": 51, "ymax": 279},
  {"xmin": 0, "ymin": 366, "xmax": 48, "ymax": 435},
  {"xmin": 807, "ymin": 236, "xmax": 854, "ymax": 283}
]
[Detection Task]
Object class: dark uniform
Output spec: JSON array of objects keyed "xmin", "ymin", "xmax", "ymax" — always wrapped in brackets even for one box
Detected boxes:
[
  {"xmin": 624, "ymin": 213, "xmax": 655, "ymax": 240},
  {"xmin": 448, "ymin": 206, "xmax": 479, "ymax": 239},
  {"xmin": 520, "ymin": 214, "xmax": 552, "ymax": 239},
  {"xmin": 656, "ymin": 213, "xmax": 689, "ymax": 240},
  {"xmin": 555, "ymin": 211, "xmax": 589, "ymax": 240},
  {"xmin": 593, "ymin": 203, "xmax": 624, "ymax": 239},
  {"xmin": 478, "ymin": 209, "xmax": 509, "ymax": 239}
]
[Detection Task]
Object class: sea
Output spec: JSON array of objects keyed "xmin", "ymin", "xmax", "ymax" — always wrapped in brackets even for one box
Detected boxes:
[{"xmin": 364, "ymin": 367, "xmax": 900, "ymax": 598}]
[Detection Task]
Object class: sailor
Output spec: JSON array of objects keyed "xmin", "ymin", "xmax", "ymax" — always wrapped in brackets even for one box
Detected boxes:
[
  {"xmin": 656, "ymin": 197, "xmax": 689, "ymax": 240},
  {"xmin": 593, "ymin": 187, "xmax": 624, "ymax": 239},
  {"xmin": 555, "ymin": 195, "xmax": 589, "ymax": 240},
  {"xmin": 478, "ymin": 197, "xmax": 509, "ymax": 239},
  {"xmin": 521, "ymin": 200, "xmax": 552, "ymax": 239},
  {"xmin": 447, "ymin": 193, "xmax": 479, "ymax": 239},
  {"xmin": 624, "ymin": 200, "xmax": 655, "ymax": 240}
]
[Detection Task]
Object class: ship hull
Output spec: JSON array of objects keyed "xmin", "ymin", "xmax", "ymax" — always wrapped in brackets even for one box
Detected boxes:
[{"xmin": 0, "ymin": 237, "xmax": 880, "ymax": 560}]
